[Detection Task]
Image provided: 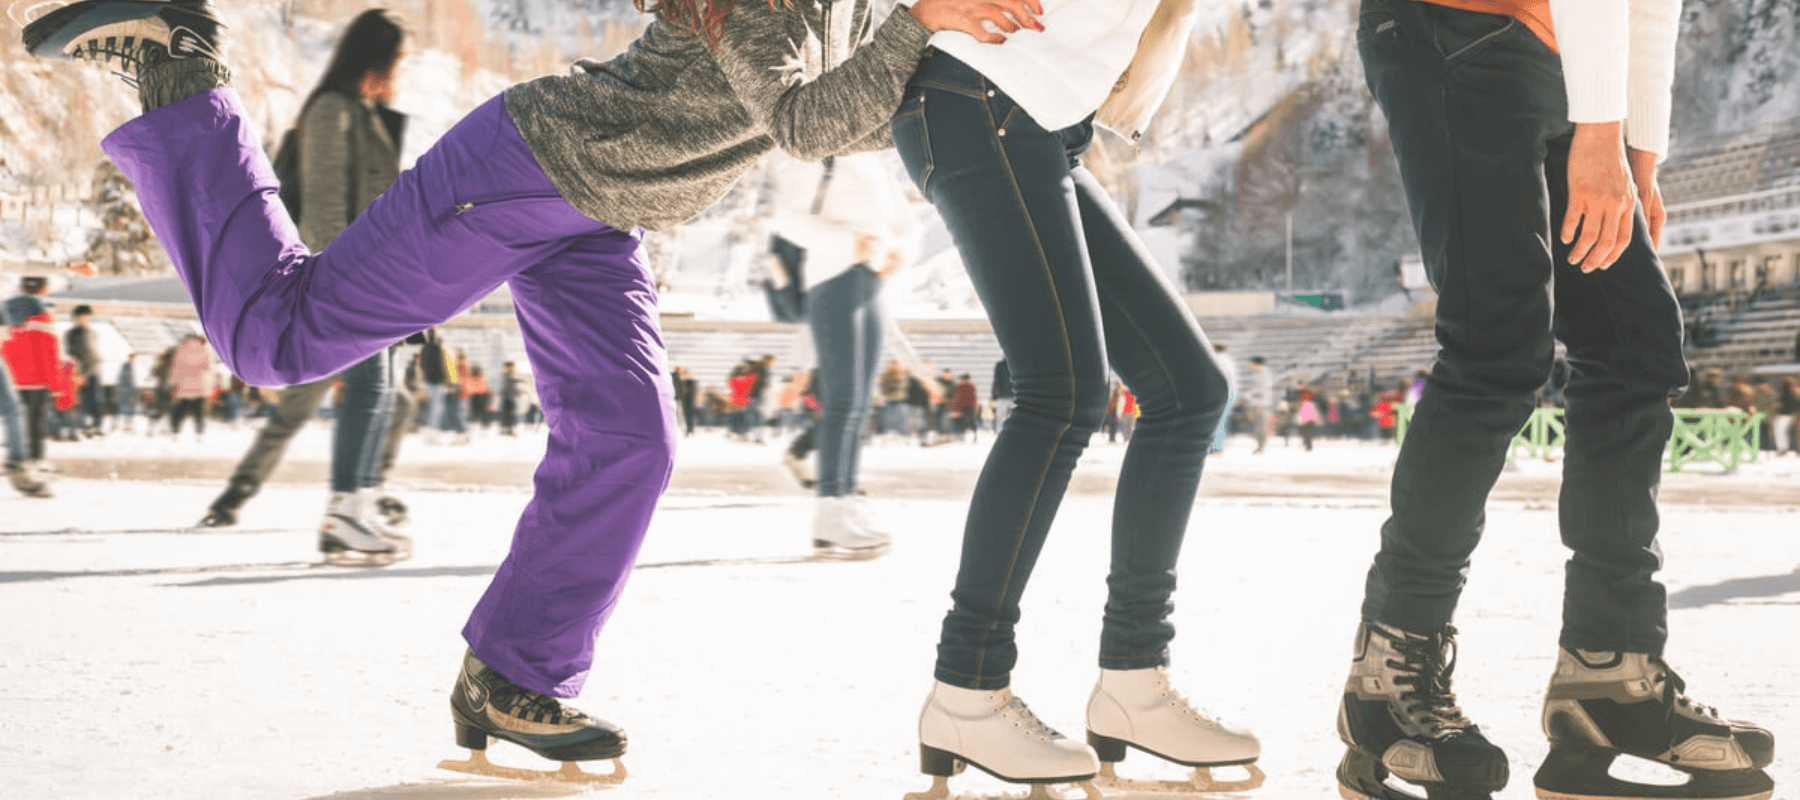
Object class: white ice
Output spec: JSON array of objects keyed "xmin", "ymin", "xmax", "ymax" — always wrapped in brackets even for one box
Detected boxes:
[{"xmin": 2, "ymin": 428, "xmax": 1797, "ymax": 800}]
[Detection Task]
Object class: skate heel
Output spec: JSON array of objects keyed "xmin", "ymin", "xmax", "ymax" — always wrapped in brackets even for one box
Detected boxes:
[
  {"xmin": 455, "ymin": 722, "xmax": 489, "ymax": 751},
  {"xmin": 1086, "ymin": 731, "xmax": 1129, "ymax": 763},
  {"xmin": 919, "ymin": 744, "xmax": 965, "ymax": 777}
]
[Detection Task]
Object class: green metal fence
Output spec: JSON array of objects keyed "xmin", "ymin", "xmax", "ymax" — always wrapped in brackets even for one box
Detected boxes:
[{"xmin": 1393, "ymin": 405, "xmax": 1765, "ymax": 473}]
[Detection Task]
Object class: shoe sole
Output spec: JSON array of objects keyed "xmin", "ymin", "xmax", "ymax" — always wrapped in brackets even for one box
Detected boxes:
[
  {"xmin": 919, "ymin": 743, "xmax": 1096, "ymax": 785},
  {"xmin": 22, "ymin": 0, "xmax": 213, "ymax": 58}
]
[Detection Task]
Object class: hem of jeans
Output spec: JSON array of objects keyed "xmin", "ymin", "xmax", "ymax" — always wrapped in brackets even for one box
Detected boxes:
[
  {"xmin": 1559, "ymin": 631, "xmax": 1666, "ymax": 658},
  {"xmin": 934, "ymin": 666, "xmax": 1009, "ymax": 691},
  {"xmin": 1097, "ymin": 653, "xmax": 1169, "ymax": 671}
]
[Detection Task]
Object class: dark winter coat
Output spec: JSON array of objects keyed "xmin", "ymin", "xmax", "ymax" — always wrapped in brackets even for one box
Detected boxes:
[{"xmin": 64, "ymin": 323, "xmax": 100, "ymax": 378}]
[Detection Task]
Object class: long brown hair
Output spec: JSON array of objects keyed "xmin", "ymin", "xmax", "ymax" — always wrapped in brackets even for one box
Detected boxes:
[{"xmin": 634, "ymin": 0, "xmax": 793, "ymax": 48}]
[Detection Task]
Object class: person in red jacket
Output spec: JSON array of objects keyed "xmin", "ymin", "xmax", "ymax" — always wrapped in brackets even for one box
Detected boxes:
[{"xmin": 3, "ymin": 276, "xmax": 74, "ymax": 485}]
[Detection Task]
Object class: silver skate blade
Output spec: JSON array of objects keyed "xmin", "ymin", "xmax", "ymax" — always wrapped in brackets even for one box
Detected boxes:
[
  {"xmin": 438, "ymin": 750, "xmax": 626, "ymax": 786},
  {"xmin": 812, "ymin": 541, "xmax": 891, "ymax": 561},
  {"xmin": 7, "ymin": 0, "xmax": 65, "ymax": 28},
  {"xmin": 1096, "ymin": 762, "xmax": 1266, "ymax": 794},
  {"xmin": 903, "ymin": 775, "xmax": 1102, "ymax": 800}
]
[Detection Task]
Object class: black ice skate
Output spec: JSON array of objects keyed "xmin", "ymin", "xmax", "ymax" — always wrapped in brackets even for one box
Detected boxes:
[
  {"xmin": 18, "ymin": 0, "xmax": 220, "ymax": 65},
  {"xmin": 197, "ymin": 479, "xmax": 253, "ymax": 528},
  {"xmin": 375, "ymin": 494, "xmax": 409, "ymax": 527},
  {"xmin": 440, "ymin": 649, "xmax": 627, "ymax": 785},
  {"xmin": 1337, "ymin": 622, "xmax": 1509, "ymax": 800},
  {"xmin": 1534, "ymin": 649, "xmax": 1774, "ymax": 800}
]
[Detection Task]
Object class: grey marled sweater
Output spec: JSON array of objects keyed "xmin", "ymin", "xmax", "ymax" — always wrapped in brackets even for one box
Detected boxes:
[{"xmin": 505, "ymin": 0, "xmax": 931, "ymax": 232}]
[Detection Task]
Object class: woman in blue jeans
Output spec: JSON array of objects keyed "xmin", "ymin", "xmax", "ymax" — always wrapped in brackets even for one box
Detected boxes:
[
  {"xmin": 893, "ymin": 1, "xmax": 1262, "ymax": 796},
  {"xmin": 294, "ymin": 9, "xmax": 409, "ymax": 561},
  {"xmin": 769, "ymin": 152, "xmax": 912, "ymax": 558},
  {"xmin": 21, "ymin": 0, "xmax": 1040, "ymax": 778}
]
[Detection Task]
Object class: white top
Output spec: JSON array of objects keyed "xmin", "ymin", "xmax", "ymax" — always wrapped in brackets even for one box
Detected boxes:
[
  {"xmin": 925, "ymin": 0, "xmax": 1160, "ymax": 131},
  {"xmin": 1549, "ymin": 0, "xmax": 1681, "ymax": 156},
  {"xmin": 765, "ymin": 153, "xmax": 917, "ymax": 290}
]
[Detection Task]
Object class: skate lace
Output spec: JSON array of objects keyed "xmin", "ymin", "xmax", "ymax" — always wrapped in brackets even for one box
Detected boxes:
[
  {"xmin": 497, "ymin": 684, "xmax": 588, "ymax": 725},
  {"xmin": 995, "ymin": 694, "xmax": 1064, "ymax": 743},
  {"xmin": 1386, "ymin": 625, "xmax": 1472, "ymax": 739},
  {"xmin": 1655, "ymin": 660, "xmax": 1719, "ymax": 720},
  {"xmin": 69, "ymin": 35, "xmax": 153, "ymax": 83}
]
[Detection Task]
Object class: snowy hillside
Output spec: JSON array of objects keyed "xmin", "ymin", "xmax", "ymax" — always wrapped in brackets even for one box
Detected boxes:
[{"xmin": 3, "ymin": 0, "xmax": 1797, "ymax": 311}]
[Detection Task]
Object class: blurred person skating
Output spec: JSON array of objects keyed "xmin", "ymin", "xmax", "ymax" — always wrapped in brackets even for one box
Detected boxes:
[
  {"xmin": 1338, "ymin": 1, "xmax": 1774, "ymax": 799},
  {"xmin": 1773, "ymin": 376, "xmax": 1799, "ymax": 456},
  {"xmin": 990, "ymin": 357, "xmax": 1013, "ymax": 432},
  {"xmin": 112, "ymin": 353, "xmax": 139, "ymax": 432},
  {"xmin": 893, "ymin": 2, "xmax": 1259, "ymax": 797},
  {"xmin": 205, "ymin": 9, "xmax": 414, "ymax": 564},
  {"xmin": 63, "ymin": 304, "xmax": 105, "ymax": 436},
  {"xmin": 0, "ymin": 290, "xmax": 52, "ymax": 497},
  {"xmin": 1245, "ymin": 355, "xmax": 1272, "ymax": 454},
  {"xmin": 165, "ymin": 332, "xmax": 213, "ymax": 440},
  {"xmin": 1208, "ymin": 342, "xmax": 1236, "ymax": 454},
  {"xmin": 502, "ymin": 361, "xmax": 529, "ymax": 436},
  {"xmin": 766, "ymin": 151, "xmax": 916, "ymax": 558},
  {"xmin": 16, "ymin": 0, "xmax": 1040, "ymax": 780},
  {"xmin": 1292, "ymin": 381, "xmax": 1320, "ymax": 452},
  {"xmin": 465, "ymin": 365, "xmax": 493, "ymax": 432},
  {"xmin": 952, "ymin": 373, "xmax": 978, "ymax": 442},
  {"xmin": 3, "ymin": 276, "xmax": 76, "ymax": 491},
  {"xmin": 417, "ymin": 326, "xmax": 451, "ymax": 435}
]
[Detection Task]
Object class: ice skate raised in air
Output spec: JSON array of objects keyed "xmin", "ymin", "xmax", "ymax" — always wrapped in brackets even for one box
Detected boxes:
[
  {"xmin": 1086, "ymin": 667, "xmax": 1265, "ymax": 795},
  {"xmin": 438, "ymin": 650, "xmax": 627, "ymax": 786}
]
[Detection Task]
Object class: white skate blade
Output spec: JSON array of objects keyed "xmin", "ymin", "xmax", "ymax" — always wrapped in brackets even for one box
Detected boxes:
[
  {"xmin": 812, "ymin": 540, "xmax": 890, "ymax": 561},
  {"xmin": 438, "ymin": 749, "xmax": 626, "ymax": 786},
  {"xmin": 1095, "ymin": 762, "xmax": 1266, "ymax": 794},
  {"xmin": 904, "ymin": 775, "xmax": 1102, "ymax": 800}
]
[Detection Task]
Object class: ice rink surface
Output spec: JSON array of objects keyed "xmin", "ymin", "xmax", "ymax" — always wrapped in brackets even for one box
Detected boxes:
[{"xmin": 3, "ymin": 428, "xmax": 1797, "ymax": 800}]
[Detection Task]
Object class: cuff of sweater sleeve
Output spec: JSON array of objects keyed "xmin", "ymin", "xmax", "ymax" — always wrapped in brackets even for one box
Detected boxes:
[
  {"xmin": 1563, "ymin": 70, "xmax": 1628, "ymax": 126},
  {"xmin": 1625, "ymin": 94, "xmax": 1671, "ymax": 159},
  {"xmin": 873, "ymin": 4, "xmax": 933, "ymax": 67}
]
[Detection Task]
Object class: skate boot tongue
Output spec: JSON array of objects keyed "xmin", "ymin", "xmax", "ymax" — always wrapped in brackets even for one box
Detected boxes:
[{"xmin": 1391, "ymin": 626, "xmax": 1475, "ymax": 740}]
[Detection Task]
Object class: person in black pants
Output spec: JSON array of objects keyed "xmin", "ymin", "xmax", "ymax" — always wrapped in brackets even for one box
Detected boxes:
[{"xmin": 1335, "ymin": 3, "xmax": 1775, "ymax": 800}]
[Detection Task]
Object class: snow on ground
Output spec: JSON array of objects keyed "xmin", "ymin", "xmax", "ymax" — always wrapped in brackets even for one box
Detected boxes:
[{"xmin": 3, "ymin": 429, "xmax": 1798, "ymax": 800}]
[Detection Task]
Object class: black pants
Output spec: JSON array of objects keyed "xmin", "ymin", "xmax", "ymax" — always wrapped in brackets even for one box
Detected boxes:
[
  {"xmin": 169, "ymin": 397, "xmax": 208, "ymax": 434},
  {"xmin": 18, "ymin": 388, "xmax": 50, "ymax": 461},
  {"xmin": 1357, "ymin": 0, "xmax": 1688, "ymax": 654}
]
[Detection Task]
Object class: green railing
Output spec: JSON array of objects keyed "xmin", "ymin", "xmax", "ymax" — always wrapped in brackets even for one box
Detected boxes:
[{"xmin": 1393, "ymin": 405, "xmax": 1764, "ymax": 473}]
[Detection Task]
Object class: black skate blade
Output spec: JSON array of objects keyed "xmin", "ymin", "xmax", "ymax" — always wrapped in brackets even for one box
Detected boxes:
[
  {"xmin": 1095, "ymin": 761, "xmax": 1266, "ymax": 794},
  {"xmin": 1535, "ymin": 747, "xmax": 1773, "ymax": 800},
  {"xmin": 438, "ymin": 749, "xmax": 625, "ymax": 786}
]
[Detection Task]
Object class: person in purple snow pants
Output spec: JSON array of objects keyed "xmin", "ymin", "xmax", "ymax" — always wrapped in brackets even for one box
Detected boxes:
[{"xmin": 16, "ymin": 0, "xmax": 1044, "ymax": 778}]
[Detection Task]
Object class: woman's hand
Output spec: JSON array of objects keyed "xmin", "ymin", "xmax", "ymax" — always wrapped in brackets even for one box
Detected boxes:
[{"xmin": 907, "ymin": 0, "xmax": 1045, "ymax": 44}]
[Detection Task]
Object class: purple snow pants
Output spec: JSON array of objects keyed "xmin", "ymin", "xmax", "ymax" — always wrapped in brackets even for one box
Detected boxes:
[{"xmin": 103, "ymin": 90, "xmax": 677, "ymax": 697}]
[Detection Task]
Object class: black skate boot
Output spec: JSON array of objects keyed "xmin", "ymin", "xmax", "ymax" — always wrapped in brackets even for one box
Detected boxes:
[
  {"xmin": 1338, "ymin": 621, "xmax": 1509, "ymax": 800},
  {"xmin": 7, "ymin": 461, "xmax": 53, "ymax": 498},
  {"xmin": 197, "ymin": 479, "xmax": 254, "ymax": 528},
  {"xmin": 440, "ymin": 649, "xmax": 627, "ymax": 785},
  {"xmin": 1535, "ymin": 649, "xmax": 1774, "ymax": 800},
  {"xmin": 19, "ymin": 0, "xmax": 228, "ymax": 110},
  {"xmin": 375, "ymin": 494, "xmax": 409, "ymax": 527}
]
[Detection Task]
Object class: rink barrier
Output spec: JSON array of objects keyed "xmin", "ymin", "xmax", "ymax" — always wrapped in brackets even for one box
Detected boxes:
[{"xmin": 1393, "ymin": 405, "xmax": 1766, "ymax": 473}]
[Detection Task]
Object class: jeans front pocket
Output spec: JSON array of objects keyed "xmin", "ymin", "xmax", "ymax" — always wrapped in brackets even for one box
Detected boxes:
[{"xmin": 892, "ymin": 89, "xmax": 934, "ymax": 197}]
